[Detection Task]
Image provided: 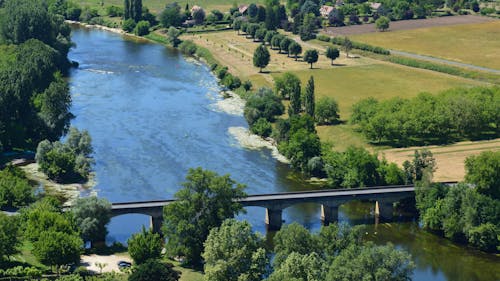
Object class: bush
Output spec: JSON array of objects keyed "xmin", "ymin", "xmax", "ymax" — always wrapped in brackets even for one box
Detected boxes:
[
  {"xmin": 316, "ymin": 34, "xmax": 330, "ymax": 42},
  {"xmin": 128, "ymin": 227, "xmax": 163, "ymax": 264},
  {"xmin": 0, "ymin": 165, "xmax": 34, "ymax": 208},
  {"xmin": 178, "ymin": 40, "xmax": 198, "ymax": 55},
  {"xmin": 222, "ymin": 74, "xmax": 241, "ymax": 90},
  {"xmin": 123, "ymin": 19, "xmax": 136, "ymax": 32},
  {"xmin": 330, "ymin": 37, "xmax": 390, "ymax": 55},
  {"xmin": 467, "ymin": 223, "xmax": 499, "ymax": 252},
  {"xmin": 244, "ymin": 88, "xmax": 284, "ymax": 126},
  {"xmin": 480, "ymin": 7, "xmax": 495, "ymax": 15},
  {"xmin": 250, "ymin": 118, "xmax": 273, "ymax": 137},
  {"xmin": 134, "ymin": 20, "xmax": 151, "ymax": 36},
  {"xmin": 242, "ymin": 80, "xmax": 253, "ymax": 91},
  {"xmin": 216, "ymin": 66, "xmax": 228, "ymax": 79}
]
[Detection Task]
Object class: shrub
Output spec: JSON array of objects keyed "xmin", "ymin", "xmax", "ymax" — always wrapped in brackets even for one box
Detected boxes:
[
  {"xmin": 242, "ymin": 80, "xmax": 253, "ymax": 91},
  {"xmin": 330, "ymin": 37, "xmax": 390, "ymax": 55},
  {"xmin": 123, "ymin": 19, "xmax": 136, "ymax": 32},
  {"xmin": 467, "ymin": 223, "xmax": 499, "ymax": 252},
  {"xmin": 316, "ymin": 34, "xmax": 330, "ymax": 42},
  {"xmin": 0, "ymin": 165, "xmax": 34, "ymax": 208},
  {"xmin": 250, "ymin": 118, "xmax": 273, "ymax": 137},
  {"xmin": 315, "ymin": 97, "xmax": 340, "ymax": 125},
  {"xmin": 216, "ymin": 66, "xmax": 228, "ymax": 79},
  {"xmin": 134, "ymin": 20, "xmax": 151, "ymax": 36},
  {"xmin": 179, "ymin": 40, "xmax": 198, "ymax": 55},
  {"xmin": 106, "ymin": 5, "xmax": 124, "ymax": 17}
]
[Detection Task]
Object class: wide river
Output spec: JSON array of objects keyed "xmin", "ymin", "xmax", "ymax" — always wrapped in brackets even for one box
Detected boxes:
[{"xmin": 68, "ymin": 27, "xmax": 500, "ymax": 281}]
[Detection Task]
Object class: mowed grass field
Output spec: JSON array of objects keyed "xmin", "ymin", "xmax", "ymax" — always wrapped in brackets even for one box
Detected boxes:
[
  {"xmin": 75, "ymin": 0, "xmax": 265, "ymax": 14},
  {"xmin": 351, "ymin": 21, "xmax": 500, "ymax": 70}
]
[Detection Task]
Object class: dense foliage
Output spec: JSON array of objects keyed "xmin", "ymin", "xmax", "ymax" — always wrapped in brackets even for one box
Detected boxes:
[
  {"xmin": 203, "ymin": 219, "xmax": 268, "ymax": 281},
  {"xmin": 416, "ymin": 151, "xmax": 500, "ymax": 252},
  {"xmin": 253, "ymin": 45, "xmax": 271, "ymax": 72},
  {"xmin": 351, "ymin": 87, "xmax": 500, "ymax": 146},
  {"xmin": 465, "ymin": 151, "xmax": 500, "ymax": 200},
  {"xmin": 128, "ymin": 227, "xmax": 163, "ymax": 264},
  {"xmin": 163, "ymin": 168, "xmax": 247, "ymax": 266},
  {"xmin": 36, "ymin": 127, "xmax": 93, "ymax": 183},
  {"xmin": 0, "ymin": 165, "xmax": 34, "ymax": 208},
  {"xmin": 322, "ymin": 146, "xmax": 406, "ymax": 188},
  {"xmin": 244, "ymin": 88, "xmax": 284, "ymax": 135},
  {"xmin": 0, "ymin": 213, "xmax": 20, "ymax": 261}
]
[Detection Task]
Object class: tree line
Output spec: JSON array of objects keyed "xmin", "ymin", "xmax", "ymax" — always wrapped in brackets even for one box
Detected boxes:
[{"xmin": 351, "ymin": 86, "xmax": 500, "ymax": 147}]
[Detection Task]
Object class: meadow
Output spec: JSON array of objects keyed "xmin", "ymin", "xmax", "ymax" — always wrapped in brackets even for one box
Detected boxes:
[{"xmin": 351, "ymin": 21, "xmax": 500, "ymax": 70}]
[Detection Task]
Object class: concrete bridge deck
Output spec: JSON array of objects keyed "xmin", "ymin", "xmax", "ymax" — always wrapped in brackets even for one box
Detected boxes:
[{"xmin": 111, "ymin": 185, "xmax": 416, "ymax": 232}]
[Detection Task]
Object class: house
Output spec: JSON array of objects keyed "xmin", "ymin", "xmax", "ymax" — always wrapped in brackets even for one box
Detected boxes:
[
  {"xmin": 238, "ymin": 4, "xmax": 249, "ymax": 15},
  {"xmin": 368, "ymin": 2, "xmax": 385, "ymax": 13},
  {"xmin": 320, "ymin": 5, "xmax": 336, "ymax": 18},
  {"xmin": 190, "ymin": 5, "xmax": 202, "ymax": 15}
]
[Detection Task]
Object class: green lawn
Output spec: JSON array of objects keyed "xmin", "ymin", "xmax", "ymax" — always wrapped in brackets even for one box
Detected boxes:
[{"xmin": 351, "ymin": 21, "xmax": 500, "ymax": 70}]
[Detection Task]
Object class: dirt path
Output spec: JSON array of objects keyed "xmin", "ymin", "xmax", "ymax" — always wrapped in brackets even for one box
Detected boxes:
[{"xmin": 323, "ymin": 15, "xmax": 496, "ymax": 36}]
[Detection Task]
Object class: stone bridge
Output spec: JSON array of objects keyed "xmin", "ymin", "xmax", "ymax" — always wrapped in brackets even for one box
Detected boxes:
[{"xmin": 110, "ymin": 185, "xmax": 416, "ymax": 233}]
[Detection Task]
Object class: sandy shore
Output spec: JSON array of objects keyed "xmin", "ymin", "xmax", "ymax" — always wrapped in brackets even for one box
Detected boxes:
[
  {"xmin": 19, "ymin": 163, "xmax": 96, "ymax": 206},
  {"xmin": 80, "ymin": 254, "xmax": 132, "ymax": 273},
  {"xmin": 228, "ymin": 127, "xmax": 289, "ymax": 164}
]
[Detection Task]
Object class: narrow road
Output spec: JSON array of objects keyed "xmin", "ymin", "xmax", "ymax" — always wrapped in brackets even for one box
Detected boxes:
[{"xmin": 389, "ymin": 50, "xmax": 500, "ymax": 74}]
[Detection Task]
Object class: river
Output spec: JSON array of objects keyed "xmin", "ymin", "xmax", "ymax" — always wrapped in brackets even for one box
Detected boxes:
[{"xmin": 67, "ymin": 26, "xmax": 500, "ymax": 281}]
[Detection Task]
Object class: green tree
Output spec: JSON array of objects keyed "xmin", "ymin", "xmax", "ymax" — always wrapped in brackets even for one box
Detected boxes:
[
  {"xmin": 403, "ymin": 149, "xmax": 436, "ymax": 183},
  {"xmin": 279, "ymin": 38, "xmax": 292, "ymax": 56},
  {"xmin": 167, "ymin": 27, "xmax": 182, "ymax": 47},
  {"xmin": 203, "ymin": 219, "xmax": 269, "ymax": 281},
  {"xmin": 0, "ymin": 213, "xmax": 20, "ymax": 260},
  {"xmin": 274, "ymin": 72, "xmax": 301, "ymax": 99},
  {"xmin": 128, "ymin": 227, "xmax": 163, "ymax": 264},
  {"xmin": 303, "ymin": 49, "xmax": 318, "ymax": 69},
  {"xmin": 327, "ymin": 243, "xmax": 415, "ymax": 281},
  {"xmin": 304, "ymin": 76, "xmax": 315, "ymax": 118},
  {"xmin": 255, "ymin": 28, "xmax": 267, "ymax": 42},
  {"xmin": 465, "ymin": 151, "xmax": 500, "ymax": 199},
  {"xmin": 123, "ymin": 18, "xmax": 136, "ymax": 32},
  {"xmin": 253, "ymin": 45, "xmax": 270, "ymax": 72},
  {"xmin": 267, "ymin": 252, "xmax": 325, "ymax": 281},
  {"xmin": 288, "ymin": 77, "xmax": 302, "ymax": 116},
  {"xmin": 315, "ymin": 97, "xmax": 340, "ymax": 125},
  {"xmin": 33, "ymin": 231, "xmax": 82, "ymax": 273},
  {"xmin": 342, "ymin": 37, "xmax": 352, "ymax": 58},
  {"xmin": 193, "ymin": 8, "xmax": 206, "ymax": 24},
  {"xmin": 163, "ymin": 168, "xmax": 247, "ymax": 266},
  {"xmin": 124, "ymin": 0, "xmax": 142, "ymax": 22},
  {"xmin": 134, "ymin": 20, "xmax": 150, "ymax": 36},
  {"xmin": 244, "ymin": 87, "xmax": 284, "ymax": 126},
  {"xmin": 375, "ymin": 16, "xmax": 390, "ymax": 31},
  {"xmin": 288, "ymin": 41, "xmax": 302, "ymax": 61},
  {"xmin": 128, "ymin": 260, "xmax": 180, "ymax": 281},
  {"xmin": 318, "ymin": 223, "xmax": 364, "ymax": 259},
  {"xmin": 299, "ymin": 13, "xmax": 317, "ymax": 41},
  {"xmin": 160, "ymin": 3, "xmax": 182, "ymax": 28},
  {"xmin": 325, "ymin": 46, "xmax": 340, "ymax": 65},
  {"xmin": 273, "ymin": 222, "xmax": 319, "ymax": 268},
  {"xmin": 72, "ymin": 196, "xmax": 111, "ymax": 245}
]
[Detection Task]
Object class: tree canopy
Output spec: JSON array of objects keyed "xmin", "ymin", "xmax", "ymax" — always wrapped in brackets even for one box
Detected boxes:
[
  {"xmin": 303, "ymin": 49, "xmax": 318, "ymax": 69},
  {"xmin": 203, "ymin": 219, "xmax": 268, "ymax": 281},
  {"xmin": 253, "ymin": 45, "xmax": 271, "ymax": 72},
  {"xmin": 128, "ymin": 227, "xmax": 163, "ymax": 264},
  {"xmin": 163, "ymin": 168, "xmax": 247, "ymax": 266},
  {"xmin": 72, "ymin": 196, "xmax": 111, "ymax": 244}
]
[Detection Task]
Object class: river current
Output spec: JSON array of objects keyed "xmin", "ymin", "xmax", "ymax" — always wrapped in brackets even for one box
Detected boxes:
[{"xmin": 68, "ymin": 26, "xmax": 500, "ymax": 281}]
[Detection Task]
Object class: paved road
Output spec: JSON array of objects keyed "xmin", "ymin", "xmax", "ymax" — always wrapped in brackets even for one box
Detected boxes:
[{"xmin": 390, "ymin": 49, "xmax": 500, "ymax": 74}]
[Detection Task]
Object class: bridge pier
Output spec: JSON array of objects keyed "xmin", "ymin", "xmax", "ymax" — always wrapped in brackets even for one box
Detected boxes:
[
  {"xmin": 265, "ymin": 208, "xmax": 283, "ymax": 231},
  {"xmin": 376, "ymin": 200, "xmax": 394, "ymax": 221},
  {"xmin": 150, "ymin": 215, "xmax": 164, "ymax": 235},
  {"xmin": 321, "ymin": 204, "xmax": 339, "ymax": 225}
]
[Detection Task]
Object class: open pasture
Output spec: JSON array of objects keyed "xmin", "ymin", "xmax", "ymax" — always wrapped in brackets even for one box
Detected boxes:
[{"xmin": 351, "ymin": 20, "xmax": 500, "ymax": 70}]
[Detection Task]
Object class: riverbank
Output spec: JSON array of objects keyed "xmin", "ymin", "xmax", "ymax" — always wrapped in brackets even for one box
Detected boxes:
[{"xmin": 19, "ymin": 163, "xmax": 96, "ymax": 205}]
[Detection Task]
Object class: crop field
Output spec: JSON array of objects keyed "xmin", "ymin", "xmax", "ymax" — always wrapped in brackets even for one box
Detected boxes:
[{"xmin": 350, "ymin": 20, "xmax": 500, "ymax": 70}]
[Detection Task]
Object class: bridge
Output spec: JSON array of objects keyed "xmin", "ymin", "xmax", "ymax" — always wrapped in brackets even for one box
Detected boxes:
[{"xmin": 111, "ymin": 185, "xmax": 416, "ymax": 233}]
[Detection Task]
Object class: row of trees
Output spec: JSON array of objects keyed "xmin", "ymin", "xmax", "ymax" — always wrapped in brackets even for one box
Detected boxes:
[
  {"xmin": 351, "ymin": 86, "xmax": 500, "ymax": 147},
  {"xmin": 416, "ymin": 151, "xmax": 500, "ymax": 252}
]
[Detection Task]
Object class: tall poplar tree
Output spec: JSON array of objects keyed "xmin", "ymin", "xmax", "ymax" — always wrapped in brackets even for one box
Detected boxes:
[
  {"xmin": 288, "ymin": 82, "xmax": 302, "ymax": 116},
  {"xmin": 304, "ymin": 76, "xmax": 315, "ymax": 119},
  {"xmin": 124, "ymin": 0, "xmax": 130, "ymax": 19}
]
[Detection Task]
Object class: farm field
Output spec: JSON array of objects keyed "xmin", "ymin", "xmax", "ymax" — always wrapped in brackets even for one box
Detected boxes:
[
  {"xmin": 350, "ymin": 20, "xmax": 500, "ymax": 70},
  {"xmin": 381, "ymin": 139, "xmax": 500, "ymax": 182}
]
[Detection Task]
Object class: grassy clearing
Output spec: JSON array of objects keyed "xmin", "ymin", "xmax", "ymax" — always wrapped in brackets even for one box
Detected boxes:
[
  {"xmin": 351, "ymin": 21, "xmax": 500, "ymax": 70},
  {"xmin": 74, "ymin": 0, "xmax": 264, "ymax": 15},
  {"xmin": 9, "ymin": 241, "xmax": 47, "ymax": 270}
]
